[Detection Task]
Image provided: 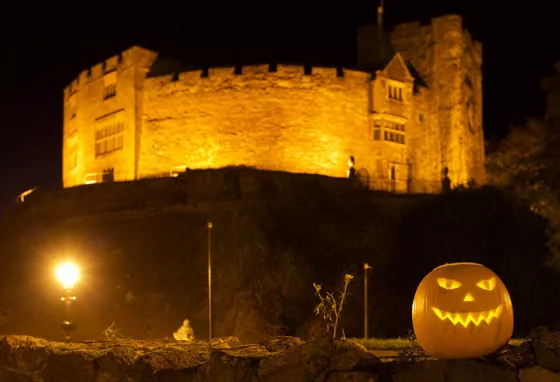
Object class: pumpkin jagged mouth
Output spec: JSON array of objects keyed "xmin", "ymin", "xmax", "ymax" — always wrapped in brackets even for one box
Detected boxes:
[{"xmin": 431, "ymin": 305, "xmax": 503, "ymax": 327}]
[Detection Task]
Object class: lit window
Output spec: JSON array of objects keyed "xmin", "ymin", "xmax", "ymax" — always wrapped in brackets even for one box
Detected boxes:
[
  {"xmin": 95, "ymin": 119, "xmax": 124, "ymax": 156},
  {"xmin": 373, "ymin": 119, "xmax": 382, "ymax": 140},
  {"xmin": 388, "ymin": 84, "xmax": 404, "ymax": 101},
  {"xmin": 383, "ymin": 121, "xmax": 406, "ymax": 145}
]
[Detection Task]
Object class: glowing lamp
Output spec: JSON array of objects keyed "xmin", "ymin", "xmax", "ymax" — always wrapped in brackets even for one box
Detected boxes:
[
  {"xmin": 412, "ymin": 262, "xmax": 513, "ymax": 359},
  {"xmin": 55, "ymin": 262, "xmax": 80, "ymax": 289}
]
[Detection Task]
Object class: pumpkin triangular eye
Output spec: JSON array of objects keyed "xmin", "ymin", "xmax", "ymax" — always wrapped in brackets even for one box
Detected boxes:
[
  {"xmin": 476, "ymin": 277, "xmax": 496, "ymax": 291},
  {"xmin": 437, "ymin": 278, "xmax": 461, "ymax": 290}
]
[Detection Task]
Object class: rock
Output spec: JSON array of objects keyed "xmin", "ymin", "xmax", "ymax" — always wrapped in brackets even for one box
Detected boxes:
[
  {"xmin": 259, "ymin": 336, "xmax": 305, "ymax": 353},
  {"xmin": 445, "ymin": 360, "xmax": 518, "ymax": 382},
  {"xmin": 532, "ymin": 327, "xmax": 560, "ymax": 371},
  {"xmin": 493, "ymin": 341, "xmax": 536, "ymax": 368},
  {"xmin": 519, "ymin": 366, "xmax": 560, "ymax": 382},
  {"xmin": 43, "ymin": 352, "xmax": 97, "ymax": 382},
  {"xmin": 0, "ymin": 368, "xmax": 35, "ymax": 382},
  {"xmin": 326, "ymin": 371, "xmax": 377, "ymax": 382},
  {"xmin": 209, "ymin": 336, "xmax": 241, "ymax": 349},
  {"xmin": 258, "ymin": 337, "xmax": 381, "ymax": 382},
  {"xmin": 392, "ymin": 360, "xmax": 446, "ymax": 382},
  {"xmin": 0, "ymin": 335, "xmax": 210, "ymax": 382},
  {"xmin": 393, "ymin": 359, "xmax": 518, "ymax": 382},
  {"xmin": 204, "ymin": 345, "xmax": 271, "ymax": 382}
]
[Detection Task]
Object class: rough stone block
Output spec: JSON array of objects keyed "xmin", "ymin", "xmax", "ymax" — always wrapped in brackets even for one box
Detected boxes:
[{"xmin": 519, "ymin": 366, "xmax": 560, "ymax": 382}]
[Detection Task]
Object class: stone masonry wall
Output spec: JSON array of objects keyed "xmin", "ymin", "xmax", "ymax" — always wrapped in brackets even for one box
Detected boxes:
[
  {"xmin": 140, "ymin": 65, "xmax": 440, "ymax": 193},
  {"xmin": 3, "ymin": 328, "xmax": 560, "ymax": 382},
  {"xmin": 140, "ymin": 66, "xmax": 379, "ymax": 183}
]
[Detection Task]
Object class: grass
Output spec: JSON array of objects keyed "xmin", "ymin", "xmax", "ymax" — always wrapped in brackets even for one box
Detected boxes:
[{"xmin": 354, "ymin": 337, "xmax": 527, "ymax": 350}]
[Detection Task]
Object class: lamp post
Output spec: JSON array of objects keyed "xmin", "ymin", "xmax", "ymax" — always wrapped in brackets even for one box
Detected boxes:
[
  {"xmin": 364, "ymin": 263, "xmax": 372, "ymax": 339},
  {"xmin": 207, "ymin": 221, "xmax": 213, "ymax": 340},
  {"xmin": 55, "ymin": 262, "xmax": 79, "ymax": 342}
]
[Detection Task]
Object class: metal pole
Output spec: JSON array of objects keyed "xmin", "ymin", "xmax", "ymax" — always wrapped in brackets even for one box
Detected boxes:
[
  {"xmin": 60, "ymin": 288, "xmax": 77, "ymax": 342},
  {"xmin": 207, "ymin": 221, "xmax": 213, "ymax": 340},
  {"xmin": 364, "ymin": 263, "xmax": 371, "ymax": 338}
]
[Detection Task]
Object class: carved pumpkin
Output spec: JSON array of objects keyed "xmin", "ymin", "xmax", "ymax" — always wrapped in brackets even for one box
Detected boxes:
[{"xmin": 412, "ymin": 262, "xmax": 513, "ymax": 359}]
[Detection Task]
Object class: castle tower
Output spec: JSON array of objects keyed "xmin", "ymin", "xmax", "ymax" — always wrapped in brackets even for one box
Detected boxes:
[
  {"xmin": 390, "ymin": 15, "xmax": 485, "ymax": 186},
  {"xmin": 62, "ymin": 46, "xmax": 158, "ymax": 187}
]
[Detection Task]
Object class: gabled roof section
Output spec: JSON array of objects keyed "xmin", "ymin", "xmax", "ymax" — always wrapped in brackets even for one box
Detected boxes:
[{"xmin": 384, "ymin": 53, "xmax": 414, "ymax": 82}]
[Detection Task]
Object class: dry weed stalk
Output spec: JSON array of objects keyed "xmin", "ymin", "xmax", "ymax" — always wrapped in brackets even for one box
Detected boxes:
[{"xmin": 313, "ymin": 274, "xmax": 354, "ymax": 338}]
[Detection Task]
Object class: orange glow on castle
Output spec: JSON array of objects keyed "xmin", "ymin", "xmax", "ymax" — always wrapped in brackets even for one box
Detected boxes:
[{"xmin": 63, "ymin": 14, "xmax": 484, "ymax": 193}]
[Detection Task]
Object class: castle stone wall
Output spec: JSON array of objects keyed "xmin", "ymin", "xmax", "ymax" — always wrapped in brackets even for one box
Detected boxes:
[{"xmin": 140, "ymin": 65, "xmax": 387, "ymax": 184}]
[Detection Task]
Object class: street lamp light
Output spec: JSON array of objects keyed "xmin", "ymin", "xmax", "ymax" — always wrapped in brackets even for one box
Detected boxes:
[
  {"xmin": 55, "ymin": 262, "xmax": 79, "ymax": 341},
  {"xmin": 55, "ymin": 262, "xmax": 79, "ymax": 290}
]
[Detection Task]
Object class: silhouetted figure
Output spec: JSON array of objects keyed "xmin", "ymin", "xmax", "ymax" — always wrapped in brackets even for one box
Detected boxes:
[
  {"xmin": 347, "ymin": 156, "xmax": 357, "ymax": 187},
  {"xmin": 390, "ymin": 165, "xmax": 396, "ymax": 193},
  {"xmin": 442, "ymin": 167, "xmax": 451, "ymax": 192}
]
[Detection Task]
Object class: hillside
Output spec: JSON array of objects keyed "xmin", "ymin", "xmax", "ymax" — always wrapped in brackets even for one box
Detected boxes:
[{"xmin": 0, "ymin": 168, "xmax": 555, "ymax": 342}]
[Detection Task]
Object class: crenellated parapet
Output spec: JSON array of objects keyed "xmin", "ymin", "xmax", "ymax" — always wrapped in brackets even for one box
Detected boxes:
[
  {"xmin": 63, "ymin": 46, "xmax": 158, "ymax": 100},
  {"xmin": 145, "ymin": 64, "xmax": 371, "ymax": 90}
]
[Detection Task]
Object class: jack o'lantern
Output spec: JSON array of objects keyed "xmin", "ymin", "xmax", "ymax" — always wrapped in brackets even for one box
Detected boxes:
[{"xmin": 412, "ymin": 262, "xmax": 513, "ymax": 359}]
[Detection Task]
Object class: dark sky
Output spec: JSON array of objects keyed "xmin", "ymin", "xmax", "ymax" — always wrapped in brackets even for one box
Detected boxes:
[{"xmin": 0, "ymin": 1, "xmax": 558, "ymax": 216}]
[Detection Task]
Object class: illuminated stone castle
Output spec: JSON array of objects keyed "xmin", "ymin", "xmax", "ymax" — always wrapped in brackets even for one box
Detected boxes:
[{"xmin": 63, "ymin": 14, "xmax": 484, "ymax": 193}]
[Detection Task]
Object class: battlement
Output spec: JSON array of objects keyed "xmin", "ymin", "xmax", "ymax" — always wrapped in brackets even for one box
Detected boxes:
[
  {"xmin": 392, "ymin": 14, "xmax": 467, "ymax": 41},
  {"xmin": 147, "ymin": 64, "xmax": 371, "ymax": 88},
  {"xmin": 63, "ymin": 46, "xmax": 158, "ymax": 98}
]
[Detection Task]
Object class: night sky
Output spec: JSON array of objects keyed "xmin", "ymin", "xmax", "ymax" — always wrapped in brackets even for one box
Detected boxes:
[{"xmin": 0, "ymin": 1, "xmax": 558, "ymax": 217}]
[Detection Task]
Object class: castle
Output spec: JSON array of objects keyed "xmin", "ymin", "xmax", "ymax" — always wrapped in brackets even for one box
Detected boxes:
[{"xmin": 62, "ymin": 13, "xmax": 485, "ymax": 193}]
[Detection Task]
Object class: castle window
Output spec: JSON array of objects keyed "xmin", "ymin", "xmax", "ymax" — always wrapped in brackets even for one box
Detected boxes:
[
  {"xmin": 373, "ymin": 119, "xmax": 382, "ymax": 140},
  {"xmin": 103, "ymin": 70, "xmax": 117, "ymax": 100},
  {"xmin": 95, "ymin": 113, "xmax": 124, "ymax": 156},
  {"xmin": 418, "ymin": 113, "xmax": 424, "ymax": 122},
  {"xmin": 388, "ymin": 84, "xmax": 404, "ymax": 101},
  {"xmin": 383, "ymin": 121, "xmax": 406, "ymax": 144}
]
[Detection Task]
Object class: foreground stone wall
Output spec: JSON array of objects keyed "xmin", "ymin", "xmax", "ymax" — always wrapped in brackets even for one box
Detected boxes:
[{"xmin": 3, "ymin": 327, "xmax": 560, "ymax": 381}]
